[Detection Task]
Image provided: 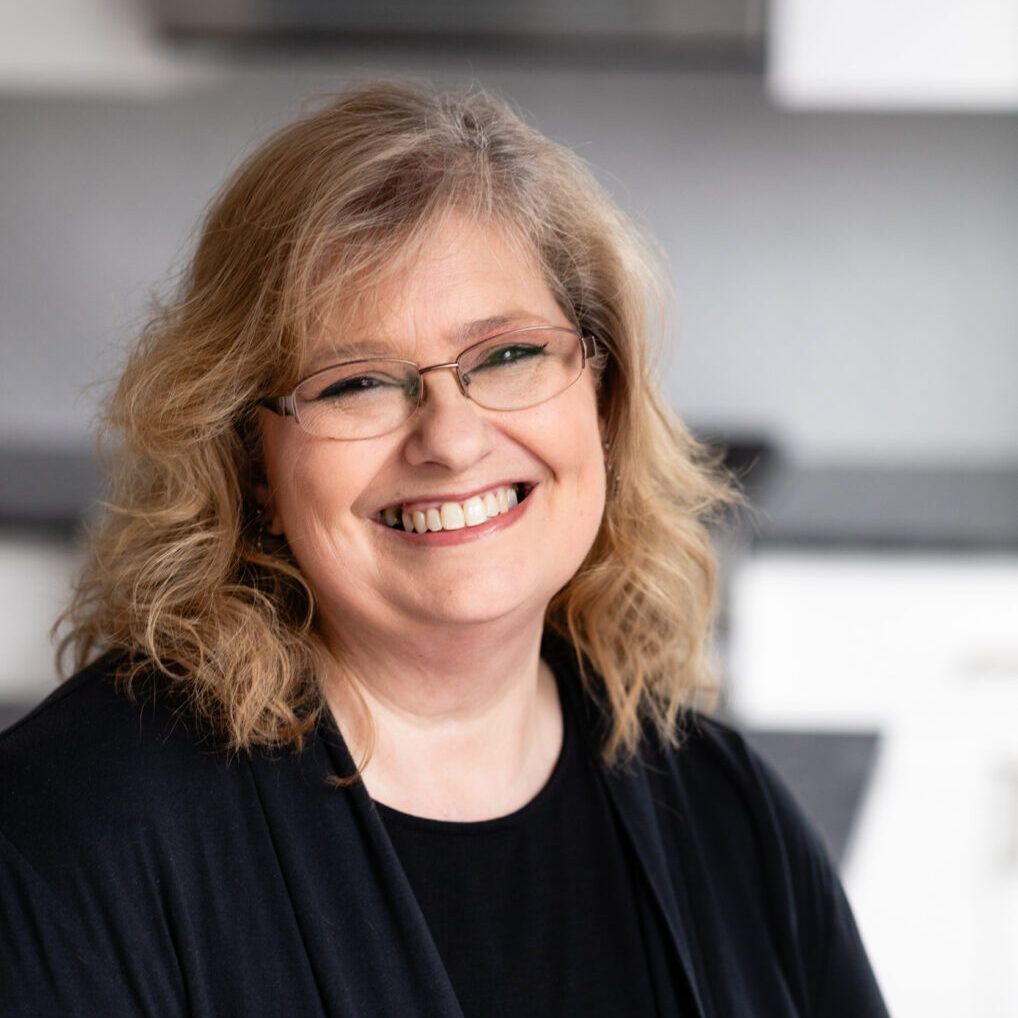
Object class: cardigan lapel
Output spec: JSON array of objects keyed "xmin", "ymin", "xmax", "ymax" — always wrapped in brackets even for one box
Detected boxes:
[
  {"xmin": 551, "ymin": 644, "xmax": 709, "ymax": 1018},
  {"xmin": 596, "ymin": 750, "xmax": 709, "ymax": 1018},
  {"xmin": 248, "ymin": 718, "xmax": 465, "ymax": 1018},
  {"xmin": 333, "ymin": 735, "xmax": 468, "ymax": 1018}
]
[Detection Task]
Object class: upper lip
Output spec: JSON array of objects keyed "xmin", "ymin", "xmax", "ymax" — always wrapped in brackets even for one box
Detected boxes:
[{"xmin": 377, "ymin": 480, "xmax": 534, "ymax": 515}]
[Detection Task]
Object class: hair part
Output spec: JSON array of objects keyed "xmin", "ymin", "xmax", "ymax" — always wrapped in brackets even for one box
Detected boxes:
[{"xmin": 57, "ymin": 80, "xmax": 739, "ymax": 774}]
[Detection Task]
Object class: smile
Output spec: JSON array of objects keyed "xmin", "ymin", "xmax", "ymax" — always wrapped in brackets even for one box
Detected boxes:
[{"xmin": 379, "ymin": 483, "xmax": 530, "ymax": 534}]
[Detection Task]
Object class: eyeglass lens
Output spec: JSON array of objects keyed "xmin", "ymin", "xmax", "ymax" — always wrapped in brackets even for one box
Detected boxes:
[{"xmin": 292, "ymin": 327, "xmax": 583, "ymax": 440}]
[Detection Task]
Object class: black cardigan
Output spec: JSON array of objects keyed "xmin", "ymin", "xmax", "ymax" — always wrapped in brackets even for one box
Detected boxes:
[{"xmin": 0, "ymin": 643, "xmax": 890, "ymax": 1017}]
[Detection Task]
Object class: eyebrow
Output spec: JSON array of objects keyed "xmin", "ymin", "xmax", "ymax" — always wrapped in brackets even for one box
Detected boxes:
[
  {"xmin": 456, "ymin": 313, "xmax": 531, "ymax": 344},
  {"xmin": 304, "ymin": 311, "xmax": 549, "ymax": 373}
]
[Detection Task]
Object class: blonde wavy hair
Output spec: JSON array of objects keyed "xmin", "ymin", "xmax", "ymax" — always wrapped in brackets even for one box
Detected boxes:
[{"xmin": 58, "ymin": 80, "xmax": 737, "ymax": 770}]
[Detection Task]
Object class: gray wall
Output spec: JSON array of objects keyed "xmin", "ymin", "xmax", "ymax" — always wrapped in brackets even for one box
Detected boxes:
[{"xmin": 2, "ymin": 60, "xmax": 1016, "ymax": 465}]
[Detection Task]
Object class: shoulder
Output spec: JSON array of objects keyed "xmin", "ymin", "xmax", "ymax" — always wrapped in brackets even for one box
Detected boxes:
[
  {"xmin": 0, "ymin": 656, "xmax": 243, "ymax": 857},
  {"xmin": 0, "ymin": 660, "xmax": 271, "ymax": 1014},
  {"xmin": 665, "ymin": 708, "xmax": 794, "ymax": 811},
  {"xmin": 1, "ymin": 652, "xmax": 230, "ymax": 780},
  {"xmin": 642, "ymin": 707, "xmax": 829, "ymax": 881},
  {"xmin": 639, "ymin": 710, "xmax": 889, "ymax": 1016},
  {"xmin": 543, "ymin": 629, "xmax": 819, "ymax": 862}
]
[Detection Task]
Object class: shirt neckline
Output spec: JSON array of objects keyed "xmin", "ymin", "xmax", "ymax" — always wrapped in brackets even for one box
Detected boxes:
[{"xmin": 371, "ymin": 670, "xmax": 574, "ymax": 836}]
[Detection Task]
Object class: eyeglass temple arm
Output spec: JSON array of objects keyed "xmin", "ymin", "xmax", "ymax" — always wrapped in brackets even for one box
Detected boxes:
[
  {"xmin": 581, "ymin": 334, "xmax": 598, "ymax": 360},
  {"xmin": 258, "ymin": 396, "xmax": 295, "ymax": 417}
]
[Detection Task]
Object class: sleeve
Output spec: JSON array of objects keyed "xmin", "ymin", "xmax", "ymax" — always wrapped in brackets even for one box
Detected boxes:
[
  {"xmin": 0, "ymin": 830, "xmax": 134, "ymax": 1017},
  {"xmin": 746, "ymin": 743, "xmax": 892, "ymax": 1018}
]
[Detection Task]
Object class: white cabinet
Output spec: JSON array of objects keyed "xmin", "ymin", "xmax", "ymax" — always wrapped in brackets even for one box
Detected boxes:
[{"xmin": 728, "ymin": 550, "xmax": 1018, "ymax": 1018}]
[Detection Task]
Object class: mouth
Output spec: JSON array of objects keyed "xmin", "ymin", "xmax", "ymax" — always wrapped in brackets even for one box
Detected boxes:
[{"xmin": 376, "ymin": 483, "xmax": 533, "ymax": 534}]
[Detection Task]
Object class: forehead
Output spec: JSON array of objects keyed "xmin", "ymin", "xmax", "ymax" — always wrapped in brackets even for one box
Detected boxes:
[{"xmin": 306, "ymin": 215, "xmax": 565, "ymax": 367}]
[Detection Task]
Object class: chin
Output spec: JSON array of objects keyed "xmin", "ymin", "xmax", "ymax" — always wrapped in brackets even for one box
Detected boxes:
[{"xmin": 400, "ymin": 571, "xmax": 562, "ymax": 632}]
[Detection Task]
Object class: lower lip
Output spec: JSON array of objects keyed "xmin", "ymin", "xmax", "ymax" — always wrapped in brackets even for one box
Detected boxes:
[{"xmin": 377, "ymin": 490, "xmax": 533, "ymax": 547}]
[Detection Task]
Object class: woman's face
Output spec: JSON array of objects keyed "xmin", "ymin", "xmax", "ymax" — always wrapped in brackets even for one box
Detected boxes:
[{"xmin": 258, "ymin": 214, "xmax": 607, "ymax": 645}]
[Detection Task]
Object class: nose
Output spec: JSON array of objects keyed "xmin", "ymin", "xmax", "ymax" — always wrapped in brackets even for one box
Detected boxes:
[{"xmin": 402, "ymin": 366, "xmax": 494, "ymax": 471}]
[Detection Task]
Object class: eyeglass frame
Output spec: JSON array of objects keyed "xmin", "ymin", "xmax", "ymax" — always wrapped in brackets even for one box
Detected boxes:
[{"xmin": 259, "ymin": 325, "xmax": 598, "ymax": 440}]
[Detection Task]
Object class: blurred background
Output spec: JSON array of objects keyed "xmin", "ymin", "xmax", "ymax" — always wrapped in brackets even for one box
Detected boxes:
[{"xmin": 1, "ymin": 1, "xmax": 1016, "ymax": 1013}]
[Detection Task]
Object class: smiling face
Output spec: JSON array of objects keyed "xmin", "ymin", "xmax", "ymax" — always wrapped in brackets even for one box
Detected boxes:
[{"xmin": 258, "ymin": 214, "xmax": 607, "ymax": 651}]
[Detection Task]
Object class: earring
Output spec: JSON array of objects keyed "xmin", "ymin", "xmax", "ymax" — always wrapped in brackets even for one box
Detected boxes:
[
  {"xmin": 603, "ymin": 439, "xmax": 621, "ymax": 494},
  {"xmin": 256, "ymin": 515, "xmax": 282, "ymax": 554}
]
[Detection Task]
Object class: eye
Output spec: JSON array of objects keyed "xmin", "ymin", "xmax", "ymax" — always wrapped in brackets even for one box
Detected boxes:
[
  {"xmin": 319, "ymin": 376, "xmax": 384, "ymax": 399},
  {"xmin": 311, "ymin": 371, "xmax": 407, "ymax": 403},
  {"xmin": 474, "ymin": 343, "xmax": 547, "ymax": 370}
]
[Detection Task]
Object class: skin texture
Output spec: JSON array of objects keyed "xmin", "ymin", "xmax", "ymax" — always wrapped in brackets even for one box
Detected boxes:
[{"xmin": 258, "ymin": 214, "xmax": 606, "ymax": 820}]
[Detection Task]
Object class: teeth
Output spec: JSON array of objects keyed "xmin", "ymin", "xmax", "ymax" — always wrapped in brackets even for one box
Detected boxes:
[
  {"xmin": 463, "ymin": 496, "xmax": 487, "ymax": 527},
  {"xmin": 439, "ymin": 502, "xmax": 466, "ymax": 530},
  {"xmin": 383, "ymin": 484, "xmax": 526, "ymax": 533}
]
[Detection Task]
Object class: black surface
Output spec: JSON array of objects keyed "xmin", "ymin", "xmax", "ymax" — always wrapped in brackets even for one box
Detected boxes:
[
  {"xmin": 0, "ymin": 702, "xmax": 27, "ymax": 732},
  {"xmin": 742, "ymin": 728, "xmax": 881, "ymax": 867}
]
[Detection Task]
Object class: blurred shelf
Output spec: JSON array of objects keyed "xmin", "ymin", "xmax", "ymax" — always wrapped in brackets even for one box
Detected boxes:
[
  {"xmin": 0, "ymin": 447, "xmax": 101, "ymax": 537},
  {"xmin": 753, "ymin": 464, "xmax": 1018, "ymax": 552}
]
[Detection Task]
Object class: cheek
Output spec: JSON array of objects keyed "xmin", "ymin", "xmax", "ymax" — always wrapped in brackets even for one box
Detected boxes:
[
  {"xmin": 260, "ymin": 428, "xmax": 363, "ymax": 539},
  {"xmin": 569, "ymin": 403, "xmax": 609, "ymax": 550},
  {"xmin": 555, "ymin": 389, "xmax": 605, "ymax": 498},
  {"xmin": 573, "ymin": 449, "xmax": 607, "ymax": 547},
  {"xmin": 532, "ymin": 397, "xmax": 607, "ymax": 547}
]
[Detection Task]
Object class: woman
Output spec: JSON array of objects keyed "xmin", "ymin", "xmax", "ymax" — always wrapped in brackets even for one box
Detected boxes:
[{"xmin": 0, "ymin": 83, "xmax": 889, "ymax": 1017}]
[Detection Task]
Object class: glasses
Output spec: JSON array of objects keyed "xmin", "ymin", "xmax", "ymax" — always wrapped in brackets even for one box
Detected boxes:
[{"xmin": 261, "ymin": 325, "xmax": 597, "ymax": 441}]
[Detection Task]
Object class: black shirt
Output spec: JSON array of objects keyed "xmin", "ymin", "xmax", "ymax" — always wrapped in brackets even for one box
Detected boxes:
[{"xmin": 376, "ymin": 666, "xmax": 682, "ymax": 1016}]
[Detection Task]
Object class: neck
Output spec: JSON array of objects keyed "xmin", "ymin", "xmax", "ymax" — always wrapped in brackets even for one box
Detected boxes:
[{"xmin": 318, "ymin": 614, "xmax": 562, "ymax": 820}]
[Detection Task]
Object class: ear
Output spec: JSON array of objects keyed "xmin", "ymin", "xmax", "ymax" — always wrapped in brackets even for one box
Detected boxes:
[
  {"xmin": 252, "ymin": 478, "xmax": 285, "ymax": 537},
  {"xmin": 246, "ymin": 420, "xmax": 286, "ymax": 537},
  {"xmin": 598, "ymin": 412, "xmax": 610, "ymax": 454}
]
